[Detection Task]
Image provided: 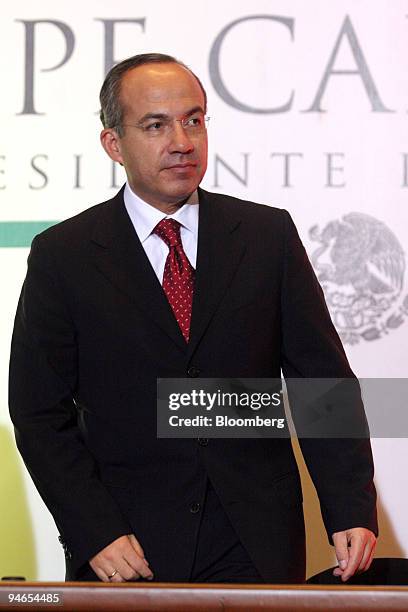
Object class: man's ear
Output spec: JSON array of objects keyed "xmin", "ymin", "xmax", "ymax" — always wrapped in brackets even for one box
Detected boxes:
[{"xmin": 100, "ymin": 128, "xmax": 124, "ymax": 163}]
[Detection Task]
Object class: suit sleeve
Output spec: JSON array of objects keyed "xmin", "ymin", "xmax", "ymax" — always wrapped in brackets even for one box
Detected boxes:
[
  {"xmin": 279, "ymin": 210, "xmax": 378, "ymax": 541},
  {"xmin": 9, "ymin": 233, "xmax": 131, "ymax": 574}
]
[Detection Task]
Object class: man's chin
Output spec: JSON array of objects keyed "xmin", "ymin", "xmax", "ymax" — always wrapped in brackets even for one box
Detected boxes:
[
  {"xmin": 162, "ymin": 180, "xmax": 201, "ymax": 202},
  {"xmin": 167, "ymin": 190, "xmax": 198, "ymax": 207}
]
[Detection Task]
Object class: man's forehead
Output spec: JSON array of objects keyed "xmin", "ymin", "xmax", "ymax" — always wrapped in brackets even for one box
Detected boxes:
[
  {"xmin": 121, "ymin": 63, "xmax": 202, "ymax": 102},
  {"xmin": 118, "ymin": 63, "xmax": 206, "ymax": 121}
]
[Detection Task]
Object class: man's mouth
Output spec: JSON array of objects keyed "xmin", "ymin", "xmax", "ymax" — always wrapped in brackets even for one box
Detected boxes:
[{"xmin": 165, "ymin": 162, "xmax": 197, "ymax": 170}]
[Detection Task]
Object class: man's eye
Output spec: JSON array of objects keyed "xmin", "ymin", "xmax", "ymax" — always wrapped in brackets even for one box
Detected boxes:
[
  {"xmin": 186, "ymin": 116, "xmax": 202, "ymax": 128},
  {"xmin": 146, "ymin": 122, "xmax": 163, "ymax": 131}
]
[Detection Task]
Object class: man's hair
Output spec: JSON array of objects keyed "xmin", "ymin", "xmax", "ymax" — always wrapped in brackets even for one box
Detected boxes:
[{"xmin": 99, "ymin": 53, "xmax": 207, "ymax": 137}]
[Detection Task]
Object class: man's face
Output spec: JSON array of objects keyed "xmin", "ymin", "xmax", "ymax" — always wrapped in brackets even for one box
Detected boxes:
[{"xmin": 101, "ymin": 63, "xmax": 208, "ymax": 211}]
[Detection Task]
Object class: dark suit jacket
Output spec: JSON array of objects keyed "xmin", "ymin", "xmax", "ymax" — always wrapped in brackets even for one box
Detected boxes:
[{"xmin": 9, "ymin": 187, "xmax": 377, "ymax": 583}]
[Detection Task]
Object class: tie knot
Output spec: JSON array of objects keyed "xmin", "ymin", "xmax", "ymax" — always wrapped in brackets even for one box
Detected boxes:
[{"xmin": 153, "ymin": 218, "xmax": 182, "ymax": 248}]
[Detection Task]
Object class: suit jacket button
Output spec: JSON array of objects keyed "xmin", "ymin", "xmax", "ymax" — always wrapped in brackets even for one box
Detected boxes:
[
  {"xmin": 198, "ymin": 438, "xmax": 208, "ymax": 446},
  {"xmin": 190, "ymin": 502, "xmax": 201, "ymax": 514},
  {"xmin": 187, "ymin": 366, "xmax": 200, "ymax": 377}
]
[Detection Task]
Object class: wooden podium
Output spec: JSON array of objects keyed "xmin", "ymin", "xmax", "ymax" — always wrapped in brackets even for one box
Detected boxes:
[{"xmin": 1, "ymin": 582, "xmax": 408, "ymax": 611}]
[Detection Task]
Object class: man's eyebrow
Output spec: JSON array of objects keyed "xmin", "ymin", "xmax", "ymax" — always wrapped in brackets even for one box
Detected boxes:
[
  {"xmin": 138, "ymin": 106, "xmax": 205, "ymax": 124},
  {"xmin": 184, "ymin": 106, "xmax": 205, "ymax": 117},
  {"xmin": 138, "ymin": 112, "xmax": 168, "ymax": 124}
]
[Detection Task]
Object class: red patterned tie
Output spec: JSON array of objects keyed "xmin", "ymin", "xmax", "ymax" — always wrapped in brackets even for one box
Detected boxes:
[{"xmin": 153, "ymin": 218, "xmax": 195, "ymax": 342}]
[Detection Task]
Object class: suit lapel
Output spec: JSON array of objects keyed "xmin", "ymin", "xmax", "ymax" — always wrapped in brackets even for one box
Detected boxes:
[
  {"xmin": 90, "ymin": 188, "xmax": 186, "ymax": 351},
  {"xmin": 187, "ymin": 188, "xmax": 246, "ymax": 359}
]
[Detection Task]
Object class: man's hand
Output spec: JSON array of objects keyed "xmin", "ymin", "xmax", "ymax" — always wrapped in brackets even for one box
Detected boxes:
[
  {"xmin": 332, "ymin": 528, "xmax": 376, "ymax": 582},
  {"xmin": 89, "ymin": 534, "xmax": 154, "ymax": 582}
]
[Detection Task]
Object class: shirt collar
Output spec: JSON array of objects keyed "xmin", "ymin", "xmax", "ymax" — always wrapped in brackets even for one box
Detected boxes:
[{"xmin": 124, "ymin": 182, "xmax": 199, "ymax": 243}]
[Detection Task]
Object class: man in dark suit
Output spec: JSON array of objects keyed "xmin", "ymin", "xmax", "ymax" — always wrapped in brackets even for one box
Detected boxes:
[{"xmin": 9, "ymin": 53, "xmax": 377, "ymax": 584}]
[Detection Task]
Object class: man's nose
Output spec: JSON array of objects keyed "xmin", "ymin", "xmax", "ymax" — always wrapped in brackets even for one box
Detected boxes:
[{"xmin": 168, "ymin": 121, "xmax": 194, "ymax": 153}]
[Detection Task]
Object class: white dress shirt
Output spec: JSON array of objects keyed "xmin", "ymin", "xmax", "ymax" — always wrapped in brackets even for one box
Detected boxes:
[{"xmin": 123, "ymin": 182, "xmax": 199, "ymax": 283}]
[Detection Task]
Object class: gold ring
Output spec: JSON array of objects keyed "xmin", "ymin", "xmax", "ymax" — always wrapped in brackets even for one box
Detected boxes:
[{"xmin": 108, "ymin": 569, "xmax": 118, "ymax": 579}]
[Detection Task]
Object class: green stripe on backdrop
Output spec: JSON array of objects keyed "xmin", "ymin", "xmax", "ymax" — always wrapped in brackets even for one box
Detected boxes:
[{"xmin": 0, "ymin": 221, "xmax": 58, "ymax": 247}]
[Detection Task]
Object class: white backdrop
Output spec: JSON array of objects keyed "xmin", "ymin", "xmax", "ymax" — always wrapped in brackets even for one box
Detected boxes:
[{"xmin": 1, "ymin": 0, "xmax": 407, "ymax": 580}]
